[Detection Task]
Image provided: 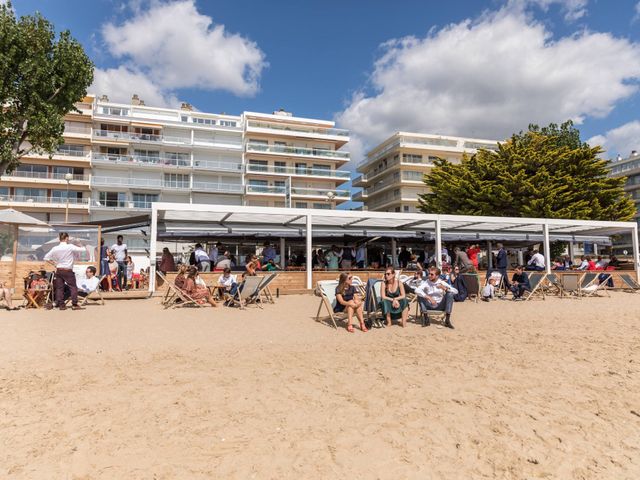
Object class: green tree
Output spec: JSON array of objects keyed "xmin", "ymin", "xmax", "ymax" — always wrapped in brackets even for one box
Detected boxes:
[
  {"xmin": 0, "ymin": 2, "xmax": 93, "ymax": 174},
  {"xmin": 418, "ymin": 121, "xmax": 636, "ymax": 221}
]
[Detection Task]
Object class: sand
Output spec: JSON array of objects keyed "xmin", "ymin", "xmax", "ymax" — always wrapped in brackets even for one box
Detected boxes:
[{"xmin": 1, "ymin": 292, "xmax": 640, "ymax": 479}]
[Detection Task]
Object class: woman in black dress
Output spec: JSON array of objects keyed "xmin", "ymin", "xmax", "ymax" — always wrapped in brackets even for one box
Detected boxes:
[{"xmin": 334, "ymin": 272, "xmax": 367, "ymax": 333}]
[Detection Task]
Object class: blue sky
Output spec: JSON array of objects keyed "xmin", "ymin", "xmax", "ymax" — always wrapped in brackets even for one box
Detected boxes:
[{"xmin": 12, "ymin": 0, "xmax": 640, "ymax": 161}]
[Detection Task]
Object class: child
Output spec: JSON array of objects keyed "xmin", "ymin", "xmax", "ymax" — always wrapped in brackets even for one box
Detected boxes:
[{"xmin": 482, "ymin": 277, "xmax": 497, "ymax": 302}]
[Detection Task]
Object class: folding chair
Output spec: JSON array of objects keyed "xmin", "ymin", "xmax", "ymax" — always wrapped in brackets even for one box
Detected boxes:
[
  {"xmin": 315, "ymin": 280, "xmax": 347, "ymax": 329},
  {"xmin": 365, "ymin": 279, "xmax": 384, "ymax": 327},
  {"xmin": 256, "ymin": 273, "xmax": 277, "ymax": 304},
  {"xmin": 619, "ymin": 273, "xmax": 640, "ymax": 293},
  {"xmin": 80, "ymin": 275, "xmax": 106, "ymax": 306},
  {"xmin": 560, "ymin": 273, "xmax": 582, "ymax": 298},
  {"xmin": 581, "ymin": 272, "xmax": 611, "ymax": 297},
  {"xmin": 229, "ymin": 275, "xmax": 264, "ymax": 309},
  {"xmin": 544, "ymin": 273, "xmax": 564, "ymax": 296},
  {"xmin": 157, "ymin": 272, "xmax": 202, "ymax": 309},
  {"xmin": 522, "ymin": 272, "xmax": 546, "ymax": 301},
  {"xmin": 23, "ymin": 271, "xmax": 54, "ymax": 308},
  {"xmin": 461, "ymin": 273, "xmax": 480, "ymax": 303},
  {"xmin": 350, "ymin": 275, "xmax": 367, "ymax": 296}
]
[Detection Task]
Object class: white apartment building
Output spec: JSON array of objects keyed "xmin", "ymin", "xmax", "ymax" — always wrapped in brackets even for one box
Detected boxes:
[
  {"xmin": 0, "ymin": 95, "xmax": 351, "ymax": 250},
  {"xmin": 353, "ymin": 132, "xmax": 499, "ymax": 212}
]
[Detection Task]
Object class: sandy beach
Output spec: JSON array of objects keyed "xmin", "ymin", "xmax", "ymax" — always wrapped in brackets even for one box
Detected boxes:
[{"xmin": 1, "ymin": 292, "xmax": 640, "ymax": 479}]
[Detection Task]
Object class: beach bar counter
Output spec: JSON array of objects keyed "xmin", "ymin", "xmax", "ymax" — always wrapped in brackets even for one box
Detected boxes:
[{"xmin": 147, "ymin": 203, "xmax": 640, "ymax": 293}]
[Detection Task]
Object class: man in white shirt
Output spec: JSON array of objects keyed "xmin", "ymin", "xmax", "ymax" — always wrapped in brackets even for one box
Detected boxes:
[
  {"xmin": 194, "ymin": 243, "xmax": 210, "ymax": 271},
  {"xmin": 414, "ymin": 267, "xmax": 457, "ymax": 328},
  {"xmin": 526, "ymin": 249, "xmax": 546, "ymax": 271},
  {"xmin": 44, "ymin": 232, "xmax": 86, "ymax": 310},
  {"xmin": 78, "ymin": 266, "xmax": 100, "ymax": 299},
  {"xmin": 110, "ymin": 235, "xmax": 128, "ymax": 288}
]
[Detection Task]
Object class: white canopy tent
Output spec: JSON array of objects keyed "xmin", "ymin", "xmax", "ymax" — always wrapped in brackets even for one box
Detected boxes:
[{"xmin": 149, "ymin": 203, "xmax": 640, "ymax": 290}]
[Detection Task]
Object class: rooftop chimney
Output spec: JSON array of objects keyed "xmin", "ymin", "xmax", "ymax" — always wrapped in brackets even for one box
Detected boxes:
[
  {"xmin": 631, "ymin": 150, "xmax": 638, "ymax": 157},
  {"xmin": 131, "ymin": 94, "xmax": 141, "ymax": 105},
  {"xmin": 273, "ymin": 108, "xmax": 292, "ymax": 117},
  {"xmin": 99, "ymin": 95, "xmax": 109, "ymax": 102},
  {"xmin": 616, "ymin": 154, "xmax": 623, "ymax": 162},
  {"xmin": 139, "ymin": 100, "xmax": 145, "ymax": 106},
  {"xmin": 181, "ymin": 102, "xmax": 193, "ymax": 111}
]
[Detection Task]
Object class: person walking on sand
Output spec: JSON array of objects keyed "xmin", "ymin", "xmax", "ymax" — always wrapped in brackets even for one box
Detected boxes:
[{"xmin": 44, "ymin": 232, "xmax": 86, "ymax": 310}]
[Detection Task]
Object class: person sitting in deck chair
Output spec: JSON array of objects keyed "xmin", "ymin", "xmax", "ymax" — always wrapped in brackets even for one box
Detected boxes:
[
  {"xmin": 78, "ymin": 266, "xmax": 100, "ymax": 300},
  {"xmin": 0, "ymin": 280, "xmax": 18, "ymax": 310},
  {"xmin": 27, "ymin": 270, "xmax": 49, "ymax": 308},
  {"xmin": 107, "ymin": 254, "xmax": 121, "ymax": 291},
  {"xmin": 334, "ymin": 272, "xmax": 367, "ymax": 333},
  {"xmin": 526, "ymin": 250, "xmax": 545, "ymax": 271},
  {"xmin": 415, "ymin": 267, "xmax": 456, "ymax": 328},
  {"xmin": 510, "ymin": 265, "xmax": 531, "ymax": 300},
  {"xmin": 174, "ymin": 264, "xmax": 188, "ymax": 291},
  {"xmin": 183, "ymin": 266, "xmax": 218, "ymax": 307}
]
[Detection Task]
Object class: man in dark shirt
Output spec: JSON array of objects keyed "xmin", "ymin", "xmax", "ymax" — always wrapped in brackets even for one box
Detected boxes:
[
  {"xmin": 510, "ymin": 265, "xmax": 530, "ymax": 300},
  {"xmin": 398, "ymin": 246, "xmax": 412, "ymax": 269},
  {"xmin": 496, "ymin": 243, "xmax": 510, "ymax": 288}
]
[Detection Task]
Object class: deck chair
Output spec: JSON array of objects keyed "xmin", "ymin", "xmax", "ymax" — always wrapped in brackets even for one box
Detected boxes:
[
  {"xmin": 23, "ymin": 271, "xmax": 54, "ymax": 308},
  {"xmin": 315, "ymin": 280, "xmax": 345, "ymax": 329},
  {"xmin": 229, "ymin": 275, "xmax": 264, "ymax": 309},
  {"xmin": 523, "ymin": 272, "xmax": 546, "ymax": 301},
  {"xmin": 256, "ymin": 273, "xmax": 277, "ymax": 304},
  {"xmin": 581, "ymin": 272, "xmax": 611, "ymax": 297},
  {"xmin": 461, "ymin": 273, "xmax": 480, "ymax": 303},
  {"xmin": 560, "ymin": 273, "xmax": 582, "ymax": 298},
  {"xmin": 619, "ymin": 273, "xmax": 640, "ymax": 293},
  {"xmin": 157, "ymin": 272, "xmax": 202, "ymax": 309},
  {"xmin": 80, "ymin": 275, "xmax": 106, "ymax": 306},
  {"xmin": 544, "ymin": 273, "xmax": 563, "ymax": 296},
  {"xmin": 365, "ymin": 280, "xmax": 384, "ymax": 327}
]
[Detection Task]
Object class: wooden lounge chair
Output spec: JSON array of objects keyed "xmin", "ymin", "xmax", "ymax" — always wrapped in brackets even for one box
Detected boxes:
[
  {"xmin": 461, "ymin": 273, "xmax": 480, "ymax": 303},
  {"xmin": 560, "ymin": 273, "xmax": 582, "ymax": 298},
  {"xmin": 544, "ymin": 273, "xmax": 563, "ymax": 296},
  {"xmin": 365, "ymin": 280, "xmax": 384, "ymax": 327},
  {"xmin": 229, "ymin": 275, "xmax": 264, "ymax": 309},
  {"xmin": 581, "ymin": 272, "xmax": 611, "ymax": 297},
  {"xmin": 80, "ymin": 275, "xmax": 106, "ymax": 306},
  {"xmin": 315, "ymin": 280, "xmax": 345, "ymax": 329},
  {"xmin": 23, "ymin": 271, "xmax": 54, "ymax": 309},
  {"xmin": 619, "ymin": 273, "xmax": 640, "ymax": 293},
  {"xmin": 523, "ymin": 272, "xmax": 546, "ymax": 301},
  {"xmin": 256, "ymin": 273, "xmax": 277, "ymax": 304},
  {"xmin": 157, "ymin": 272, "xmax": 202, "ymax": 309}
]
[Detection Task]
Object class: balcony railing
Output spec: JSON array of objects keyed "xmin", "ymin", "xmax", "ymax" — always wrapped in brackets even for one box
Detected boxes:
[
  {"xmin": 93, "ymin": 130, "xmax": 162, "ymax": 143},
  {"xmin": 0, "ymin": 195, "xmax": 90, "ymax": 206},
  {"xmin": 193, "ymin": 159, "xmax": 243, "ymax": 173},
  {"xmin": 91, "ymin": 176, "xmax": 165, "ymax": 189},
  {"xmin": 245, "ymin": 184, "xmax": 350, "ymax": 199},
  {"xmin": 1, "ymin": 171, "xmax": 89, "ymax": 182},
  {"xmin": 246, "ymin": 184, "xmax": 286, "ymax": 195},
  {"xmin": 245, "ymin": 163, "xmax": 351, "ymax": 179},
  {"xmin": 162, "ymin": 135, "xmax": 191, "ymax": 144},
  {"xmin": 91, "ymin": 200, "xmax": 153, "ymax": 209},
  {"xmin": 246, "ymin": 121, "xmax": 349, "ymax": 138},
  {"xmin": 192, "ymin": 181, "xmax": 244, "ymax": 194},
  {"xmin": 92, "ymin": 153, "xmax": 190, "ymax": 168},
  {"xmin": 63, "ymin": 125, "xmax": 92, "ymax": 135},
  {"xmin": 246, "ymin": 143, "xmax": 349, "ymax": 160}
]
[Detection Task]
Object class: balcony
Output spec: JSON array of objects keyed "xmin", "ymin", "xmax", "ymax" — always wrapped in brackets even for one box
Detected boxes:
[
  {"xmin": 1, "ymin": 170, "xmax": 90, "ymax": 184},
  {"xmin": 192, "ymin": 181, "xmax": 243, "ymax": 194},
  {"xmin": 193, "ymin": 159, "xmax": 243, "ymax": 173},
  {"xmin": 63, "ymin": 125, "xmax": 92, "ymax": 136},
  {"xmin": 93, "ymin": 130, "xmax": 162, "ymax": 143},
  {"xmin": 91, "ymin": 176, "xmax": 191, "ymax": 191},
  {"xmin": 0, "ymin": 195, "xmax": 90, "ymax": 208},
  {"xmin": 245, "ymin": 163, "xmax": 351, "ymax": 180},
  {"xmin": 245, "ymin": 143, "xmax": 349, "ymax": 161},
  {"xmin": 246, "ymin": 120, "xmax": 349, "ymax": 143},
  {"xmin": 91, "ymin": 199, "xmax": 153, "ymax": 211},
  {"xmin": 192, "ymin": 137, "xmax": 243, "ymax": 151},
  {"xmin": 245, "ymin": 184, "xmax": 350, "ymax": 200},
  {"xmin": 92, "ymin": 153, "xmax": 191, "ymax": 169}
]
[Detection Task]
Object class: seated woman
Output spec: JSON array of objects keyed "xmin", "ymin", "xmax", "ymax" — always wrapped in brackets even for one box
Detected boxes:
[
  {"xmin": 379, "ymin": 267, "xmax": 409, "ymax": 327},
  {"xmin": 107, "ymin": 254, "xmax": 121, "ymax": 292},
  {"xmin": 0, "ymin": 280, "xmax": 18, "ymax": 310},
  {"xmin": 26, "ymin": 270, "xmax": 50, "ymax": 307},
  {"xmin": 183, "ymin": 266, "xmax": 218, "ymax": 307},
  {"xmin": 551, "ymin": 257, "xmax": 565, "ymax": 270},
  {"xmin": 450, "ymin": 265, "xmax": 468, "ymax": 302},
  {"xmin": 334, "ymin": 272, "xmax": 367, "ymax": 333},
  {"xmin": 245, "ymin": 255, "xmax": 260, "ymax": 276},
  {"xmin": 174, "ymin": 264, "xmax": 188, "ymax": 290}
]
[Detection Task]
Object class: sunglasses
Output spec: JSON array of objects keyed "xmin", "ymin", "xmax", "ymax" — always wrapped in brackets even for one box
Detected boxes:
[
  {"xmin": 385, "ymin": 272, "xmax": 393, "ymax": 276},
  {"xmin": 348, "ymin": 276, "xmax": 353, "ymax": 280}
]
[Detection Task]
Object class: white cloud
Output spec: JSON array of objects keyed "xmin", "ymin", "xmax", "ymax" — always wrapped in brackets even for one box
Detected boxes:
[
  {"xmin": 91, "ymin": 0, "xmax": 266, "ymax": 105},
  {"xmin": 509, "ymin": 0, "xmax": 589, "ymax": 21},
  {"xmin": 634, "ymin": 1, "xmax": 640, "ymax": 22},
  {"xmin": 337, "ymin": 7, "xmax": 640, "ymax": 155},
  {"xmin": 588, "ymin": 121, "xmax": 640, "ymax": 159},
  {"xmin": 92, "ymin": 66, "xmax": 179, "ymax": 107}
]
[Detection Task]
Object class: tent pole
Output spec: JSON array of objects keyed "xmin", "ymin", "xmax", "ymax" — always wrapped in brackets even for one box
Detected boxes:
[
  {"xmin": 306, "ymin": 215, "xmax": 313, "ymax": 290},
  {"xmin": 632, "ymin": 224, "xmax": 640, "ymax": 284},
  {"xmin": 149, "ymin": 205, "xmax": 158, "ymax": 293},
  {"xmin": 11, "ymin": 225, "xmax": 18, "ymax": 290},
  {"xmin": 280, "ymin": 237, "xmax": 286, "ymax": 269},
  {"xmin": 435, "ymin": 219, "xmax": 442, "ymax": 269},
  {"xmin": 543, "ymin": 222, "xmax": 551, "ymax": 274}
]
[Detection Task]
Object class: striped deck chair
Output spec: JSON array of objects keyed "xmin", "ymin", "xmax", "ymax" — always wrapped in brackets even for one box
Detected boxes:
[
  {"xmin": 523, "ymin": 272, "xmax": 546, "ymax": 301},
  {"xmin": 619, "ymin": 273, "xmax": 640, "ymax": 293},
  {"xmin": 315, "ymin": 280, "xmax": 346, "ymax": 329},
  {"xmin": 256, "ymin": 273, "xmax": 277, "ymax": 304},
  {"xmin": 581, "ymin": 272, "xmax": 611, "ymax": 297},
  {"xmin": 157, "ymin": 272, "xmax": 201, "ymax": 309},
  {"xmin": 229, "ymin": 275, "xmax": 264, "ymax": 310},
  {"xmin": 560, "ymin": 273, "xmax": 582, "ymax": 298},
  {"xmin": 544, "ymin": 273, "xmax": 564, "ymax": 296}
]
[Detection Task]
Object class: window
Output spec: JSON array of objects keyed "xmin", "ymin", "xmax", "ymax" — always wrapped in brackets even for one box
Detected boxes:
[
  {"xmin": 99, "ymin": 191, "xmax": 127, "ymax": 208},
  {"xmin": 274, "ymin": 161, "xmax": 287, "ymax": 173},
  {"xmin": 274, "ymin": 180, "xmax": 285, "ymax": 187},
  {"xmin": 275, "ymin": 141, "xmax": 287, "ymax": 146},
  {"xmin": 53, "ymin": 166, "xmax": 83, "ymax": 176},
  {"xmin": 15, "ymin": 188, "xmax": 46, "ymax": 201},
  {"xmin": 393, "ymin": 188, "xmax": 400, "ymax": 198},
  {"xmin": 164, "ymin": 173, "xmax": 189, "ymax": 189},
  {"xmin": 193, "ymin": 117, "xmax": 216, "ymax": 125},
  {"xmin": 100, "ymin": 106, "xmax": 129, "ymax": 116},
  {"xmin": 295, "ymin": 202, "xmax": 307, "ymax": 209},
  {"xmin": 164, "ymin": 151, "xmax": 189, "ymax": 166},
  {"xmin": 313, "ymin": 203, "xmax": 331, "ymax": 210},
  {"xmin": 402, "ymin": 154, "xmax": 422, "ymax": 163},
  {"xmin": 395, "ymin": 207, "xmax": 401, "ymax": 212},
  {"xmin": 180, "ymin": 115, "xmax": 189, "ymax": 123},
  {"xmin": 15, "ymin": 164, "xmax": 47, "ymax": 178},
  {"xmin": 0, "ymin": 187, "xmax": 8, "ymax": 198},
  {"xmin": 312, "ymin": 164, "xmax": 331, "ymax": 176},
  {"xmin": 428, "ymin": 155, "xmax": 440, "ymax": 162},
  {"xmin": 403, "ymin": 205, "xmax": 410, "ymax": 212},
  {"xmin": 249, "ymin": 139, "xmax": 268, "ymax": 144},
  {"xmin": 132, "ymin": 193, "xmax": 158, "ymax": 209},
  {"xmin": 403, "ymin": 171, "xmax": 424, "ymax": 181},
  {"xmin": 295, "ymin": 162, "xmax": 307, "ymax": 174},
  {"xmin": 51, "ymin": 190, "xmax": 82, "ymax": 203},
  {"xmin": 58, "ymin": 143, "xmax": 85, "ymax": 156},
  {"xmin": 220, "ymin": 120, "xmax": 236, "ymax": 127},
  {"xmin": 248, "ymin": 179, "xmax": 269, "ymax": 193},
  {"xmin": 248, "ymin": 160, "xmax": 268, "ymax": 172},
  {"xmin": 134, "ymin": 150, "xmax": 160, "ymax": 163}
]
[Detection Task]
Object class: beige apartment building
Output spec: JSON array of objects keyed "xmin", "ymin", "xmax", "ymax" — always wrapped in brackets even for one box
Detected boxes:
[
  {"xmin": 0, "ymin": 95, "xmax": 351, "ymax": 249},
  {"xmin": 353, "ymin": 132, "xmax": 499, "ymax": 212}
]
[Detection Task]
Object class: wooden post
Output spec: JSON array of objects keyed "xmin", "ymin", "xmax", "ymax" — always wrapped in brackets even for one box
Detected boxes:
[{"xmin": 11, "ymin": 224, "xmax": 18, "ymax": 289}]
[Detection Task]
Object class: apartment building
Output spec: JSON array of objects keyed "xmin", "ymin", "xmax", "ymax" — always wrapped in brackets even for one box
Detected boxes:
[
  {"xmin": 609, "ymin": 151, "xmax": 640, "ymax": 253},
  {"xmin": 0, "ymin": 95, "xmax": 351, "ymax": 248},
  {"xmin": 353, "ymin": 132, "xmax": 499, "ymax": 212}
]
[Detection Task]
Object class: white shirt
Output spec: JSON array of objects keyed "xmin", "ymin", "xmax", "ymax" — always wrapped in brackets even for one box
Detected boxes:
[
  {"xmin": 194, "ymin": 248, "xmax": 209, "ymax": 263},
  {"xmin": 44, "ymin": 241, "xmax": 85, "ymax": 269},
  {"xmin": 482, "ymin": 284, "xmax": 495, "ymax": 298},
  {"xmin": 577, "ymin": 260, "xmax": 589, "ymax": 270},
  {"xmin": 415, "ymin": 278, "xmax": 458, "ymax": 304},
  {"xmin": 208, "ymin": 246, "xmax": 218, "ymax": 263},
  {"xmin": 528, "ymin": 252, "xmax": 545, "ymax": 268},
  {"xmin": 78, "ymin": 276, "xmax": 100, "ymax": 293},
  {"xmin": 216, "ymin": 257, "xmax": 231, "ymax": 269},
  {"xmin": 111, "ymin": 243, "xmax": 127, "ymax": 262},
  {"xmin": 218, "ymin": 273, "xmax": 236, "ymax": 288}
]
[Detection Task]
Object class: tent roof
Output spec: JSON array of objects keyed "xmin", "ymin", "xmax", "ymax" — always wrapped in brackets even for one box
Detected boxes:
[{"xmin": 0, "ymin": 208, "xmax": 48, "ymax": 226}]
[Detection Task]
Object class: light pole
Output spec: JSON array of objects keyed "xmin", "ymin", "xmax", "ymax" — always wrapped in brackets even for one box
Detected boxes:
[
  {"xmin": 325, "ymin": 191, "xmax": 335, "ymax": 209},
  {"xmin": 64, "ymin": 172, "xmax": 73, "ymax": 223}
]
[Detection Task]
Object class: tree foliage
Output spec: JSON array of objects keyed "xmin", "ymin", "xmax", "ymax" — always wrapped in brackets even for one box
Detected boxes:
[
  {"xmin": 418, "ymin": 121, "xmax": 636, "ymax": 221},
  {"xmin": 0, "ymin": 2, "xmax": 94, "ymax": 173}
]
